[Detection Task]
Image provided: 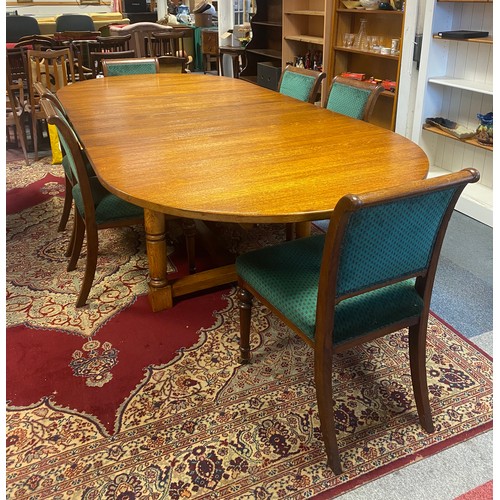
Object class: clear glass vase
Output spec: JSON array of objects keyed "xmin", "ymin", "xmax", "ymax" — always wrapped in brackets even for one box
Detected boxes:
[{"xmin": 353, "ymin": 18, "xmax": 368, "ymax": 50}]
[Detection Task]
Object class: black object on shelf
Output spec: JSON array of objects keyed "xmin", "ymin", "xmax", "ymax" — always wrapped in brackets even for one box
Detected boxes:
[{"xmin": 438, "ymin": 30, "xmax": 489, "ymax": 39}]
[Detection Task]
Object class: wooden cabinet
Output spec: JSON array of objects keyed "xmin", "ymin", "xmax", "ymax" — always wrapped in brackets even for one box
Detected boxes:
[
  {"xmin": 282, "ymin": 0, "xmax": 333, "ymax": 102},
  {"xmin": 327, "ymin": 2, "xmax": 406, "ymax": 129},
  {"xmin": 240, "ymin": 0, "xmax": 282, "ymax": 85},
  {"xmin": 411, "ymin": 0, "xmax": 493, "ymax": 226}
]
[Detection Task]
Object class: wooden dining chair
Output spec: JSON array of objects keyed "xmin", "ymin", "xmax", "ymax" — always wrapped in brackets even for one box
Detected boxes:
[
  {"xmin": 101, "ymin": 57, "xmax": 160, "ymax": 76},
  {"xmin": 90, "ymin": 50, "xmax": 137, "ymax": 78},
  {"xmin": 33, "ymin": 81, "xmax": 93, "ymax": 239},
  {"xmin": 6, "ymin": 76, "xmax": 30, "ymax": 165},
  {"xmin": 236, "ymin": 168, "xmax": 480, "ymax": 473},
  {"xmin": 95, "ymin": 34, "xmax": 132, "ymax": 53},
  {"xmin": 27, "ymin": 48, "xmax": 76, "ymax": 160},
  {"xmin": 278, "ymin": 66, "xmax": 326, "ymax": 104},
  {"xmin": 324, "ymin": 76, "xmax": 384, "ymax": 122},
  {"xmin": 41, "ymin": 97, "xmax": 197, "ymax": 307}
]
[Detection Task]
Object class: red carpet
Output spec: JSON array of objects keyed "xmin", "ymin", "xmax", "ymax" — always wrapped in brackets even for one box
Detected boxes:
[
  {"xmin": 6, "ymin": 157, "xmax": 493, "ymax": 498},
  {"xmin": 455, "ymin": 481, "xmax": 493, "ymax": 500}
]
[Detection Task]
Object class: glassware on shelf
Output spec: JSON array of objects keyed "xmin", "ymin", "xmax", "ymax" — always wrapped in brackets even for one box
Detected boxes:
[
  {"xmin": 476, "ymin": 112, "xmax": 493, "ymax": 145},
  {"xmin": 343, "ymin": 33, "xmax": 355, "ymax": 47},
  {"xmin": 353, "ymin": 18, "xmax": 368, "ymax": 50}
]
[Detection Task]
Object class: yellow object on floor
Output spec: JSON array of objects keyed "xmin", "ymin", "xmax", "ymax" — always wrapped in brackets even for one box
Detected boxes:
[{"xmin": 48, "ymin": 123, "xmax": 63, "ymax": 164}]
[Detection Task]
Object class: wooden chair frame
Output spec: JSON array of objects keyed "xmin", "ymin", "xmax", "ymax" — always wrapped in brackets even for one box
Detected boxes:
[
  {"xmin": 237, "ymin": 168, "xmax": 480, "ymax": 474},
  {"xmin": 89, "ymin": 50, "xmax": 137, "ymax": 78},
  {"xmin": 325, "ymin": 76, "xmax": 384, "ymax": 122},
  {"xmin": 6, "ymin": 76, "xmax": 30, "ymax": 165},
  {"xmin": 27, "ymin": 48, "xmax": 76, "ymax": 161}
]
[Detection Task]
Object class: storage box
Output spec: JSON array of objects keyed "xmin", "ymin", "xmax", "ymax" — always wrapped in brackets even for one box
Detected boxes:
[
  {"xmin": 257, "ymin": 61, "xmax": 282, "ymax": 91},
  {"xmin": 194, "ymin": 13, "xmax": 213, "ymax": 27}
]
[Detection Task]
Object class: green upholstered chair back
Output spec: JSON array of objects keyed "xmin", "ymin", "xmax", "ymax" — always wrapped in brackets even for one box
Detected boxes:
[
  {"xmin": 102, "ymin": 57, "xmax": 159, "ymax": 76},
  {"xmin": 278, "ymin": 66, "xmax": 326, "ymax": 104},
  {"xmin": 334, "ymin": 188, "xmax": 458, "ymax": 297},
  {"xmin": 325, "ymin": 76, "xmax": 383, "ymax": 121}
]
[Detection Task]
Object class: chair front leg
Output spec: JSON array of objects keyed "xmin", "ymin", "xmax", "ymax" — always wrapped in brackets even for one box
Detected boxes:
[
  {"xmin": 237, "ymin": 287, "xmax": 253, "ymax": 364},
  {"xmin": 409, "ymin": 321, "xmax": 435, "ymax": 433},
  {"xmin": 314, "ymin": 347, "xmax": 342, "ymax": 474}
]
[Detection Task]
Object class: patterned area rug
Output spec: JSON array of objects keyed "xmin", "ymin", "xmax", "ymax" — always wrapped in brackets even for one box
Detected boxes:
[
  {"xmin": 5, "ymin": 157, "xmax": 493, "ymax": 498},
  {"xmin": 6, "ymin": 289, "xmax": 493, "ymax": 498}
]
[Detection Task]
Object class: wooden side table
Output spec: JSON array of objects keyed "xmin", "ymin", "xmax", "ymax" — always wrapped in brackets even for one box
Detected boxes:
[{"xmin": 218, "ymin": 45, "xmax": 246, "ymax": 78}]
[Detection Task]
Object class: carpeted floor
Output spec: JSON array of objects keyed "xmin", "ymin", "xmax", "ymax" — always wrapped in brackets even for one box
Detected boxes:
[{"xmin": 5, "ymin": 156, "xmax": 493, "ymax": 499}]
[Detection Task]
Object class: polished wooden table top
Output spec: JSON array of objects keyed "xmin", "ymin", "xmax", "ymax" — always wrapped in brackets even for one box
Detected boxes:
[
  {"xmin": 57, "ymin": 74, "xmax": 429, "ymax": 224},
  {"xmin": 58, "ymin": 74, "xmax": 429, "ymax": 311}
]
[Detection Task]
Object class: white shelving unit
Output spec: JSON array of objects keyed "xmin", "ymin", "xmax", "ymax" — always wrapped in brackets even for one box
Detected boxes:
[{"xmin": 411, "ymin": 0, "xmax": 493, "ymax": 227}]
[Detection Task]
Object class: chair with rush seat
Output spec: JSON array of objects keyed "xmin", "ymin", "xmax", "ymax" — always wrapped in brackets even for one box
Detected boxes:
[
  {"xmin": 278, "ymin": 65, "xmax": 326, "ymax": 104},
  {"xmin": 324, "ymin": 75, "xmax": 384, "ymax": 122},
  {"xmin": 236, "ymin": 168, "xmax": 480, "ymax": 473}
]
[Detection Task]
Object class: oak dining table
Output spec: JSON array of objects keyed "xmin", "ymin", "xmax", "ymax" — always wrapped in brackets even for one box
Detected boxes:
[{"xmin": 57, "ymin": 73, "xmax": 429, "ymax": 311}]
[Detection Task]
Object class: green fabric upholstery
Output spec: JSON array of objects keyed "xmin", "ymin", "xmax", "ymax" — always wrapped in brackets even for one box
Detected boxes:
[
  {"xmin": 62, "ymin": 154, "xmax": 94, "ymax": 178},
  {"xmin": 326, "ymin": 82, "xmax": 372, "ymax": 119},
  {"xmin": 236, "ymin": 235, "xmax": 423, "ymax": 345},
  {"xmin": 105, "ymin": 61, "xmax": 157, "ymax": 76},
  {"xmin": 336, "ymin": 189, "xmax": 456, "ymax": 295},
  {"xmin": 279, "ymin": 71, "xmax": 317, "ymax": 102},
  {"xmin": 72, "ymin": 177, "xmax": 143, "ymax": 225}
]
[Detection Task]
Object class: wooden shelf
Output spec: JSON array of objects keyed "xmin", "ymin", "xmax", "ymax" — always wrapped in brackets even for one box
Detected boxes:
[
  {"xmin": 428, "ymin": 77, "xmax": 493, "ymax": 95},
  {"xmin": 252, "ymin": 21, "xmax": 282, "ymax": 27},
  {"xmin": 423, "ymin": 124, "xmax": 493, "ymax": 151},
  {"xmin": 246, "ymin": 48, "xmax": 282, "ymax": 59},
  {"xmin": 334, "ymin": 46, "xmax": 400, "ymax": 60},
  {"xmin": 433, "ymin": 34, "xmax": 492, "ymax": 43},
  {"xmin": 285, "ymin": 34, "xmax": 324, "ymax": 44},
  {"xmin": 336, "ymin": 8, "xmax": 404, "ymax": 14},
  {"xmin": 285, "ymin": 10, "xmax": 325, "ymax": 16}
]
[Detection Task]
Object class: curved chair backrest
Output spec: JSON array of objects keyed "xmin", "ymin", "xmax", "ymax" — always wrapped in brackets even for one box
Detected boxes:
[
  {"xmin": 278, "ymin": 66, "xmax": 326, "ymax": 104},
  {"xmin": 151, "ymin": 29, "xmax": 191, "ymax": 57},
  {"xmin": 15, "ymin": 34, "xmax": 57, "ymax": 50},
  {"xmin": 324, "ymin": 76, "xmax": 384, "ymax": 122},
  {"xmin": 101, "ymin": 57, "xmax": 160, "ymax": 76},
  {"xmin": 55, "ymin": 14, "xmax": 96, "ymax": 32},
  {"xmin": 6, "ymin": 15, "xmax": 41, "ymax": 42},
  {"xmin": 109, "ymin": 22, "xmax": 173, "ymax": 57}
]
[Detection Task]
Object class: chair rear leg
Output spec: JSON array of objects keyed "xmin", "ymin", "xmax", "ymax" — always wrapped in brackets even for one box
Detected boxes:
[
  {"xmin": 237, "ymin": 287, "xmax": 253, "ymax": 364},
  {"xmin": 58, "ymin": 175, "xmax": 73, "ymax": 232},
  {"xmin": 314, "ymin": 349, "xmax": 342, "ymax": 474},
  {"xmin": 409, "ymin": 321, "xmax": 435, "ymax": 433},
  {"xmin": 76, "ymin": 225, "xmax": 98, "ymax": 308},
  {"xmin": 67, "ymin": 214, "xmax": 85, "ymax": 271},
  {"xmin": 31, "ymin": 112, "xmax": 39, "ymax": 162}
]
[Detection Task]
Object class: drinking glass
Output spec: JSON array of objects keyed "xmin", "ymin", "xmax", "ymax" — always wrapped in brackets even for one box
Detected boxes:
[{"xmin": 343, "ymin": 33, "xmax": 355, "ymax": 47}]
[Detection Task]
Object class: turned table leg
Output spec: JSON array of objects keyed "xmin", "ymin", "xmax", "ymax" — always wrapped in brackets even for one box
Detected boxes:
[{"xmin": 144, "ymin": 209, "xmax": 174, "ymax": 311}]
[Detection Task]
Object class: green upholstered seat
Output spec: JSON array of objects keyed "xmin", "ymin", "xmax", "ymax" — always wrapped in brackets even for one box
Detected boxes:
[
  {"xmin": 326, "ymin": 82, "xmax": 372, "ymax": 119},
  {"xmin": 72, "ymin": 177, "xmax": 143, "ymax": 226},
  {"xmin": 237, "ymin": 235, "xmax": 423, "ymax": 345},
  {"xmin": 104, "ymin": 60, "xmax": 158, "ymax": 76},
  {"xmin": 62, "ymin": 154, "xmax": 94, "ymax": 178},
  {"xmin": 279, "ymin": 71, "xmax": 318, "ymax": 102},
  {"xmin": 235, "ymin": 169, "xmax": 479, "ymax": 474}
]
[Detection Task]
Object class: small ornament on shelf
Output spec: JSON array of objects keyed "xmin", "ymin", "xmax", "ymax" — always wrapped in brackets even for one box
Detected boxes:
[{"xmin": 476, "ymin": 112, "xmax": 493, "ymax": 145}]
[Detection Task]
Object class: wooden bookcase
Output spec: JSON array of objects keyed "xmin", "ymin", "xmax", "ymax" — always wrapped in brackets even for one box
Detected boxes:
[
  {"xmin": 327, "ymin": 1, "xmax": 406, "ymax": 129},
  {"xmin": 240, "ymin": 0, "xmax": 282, "ymax": 85},
  {"xmin": 411, "ymin": 0, "xmax": 493, "ymax": 226}
]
